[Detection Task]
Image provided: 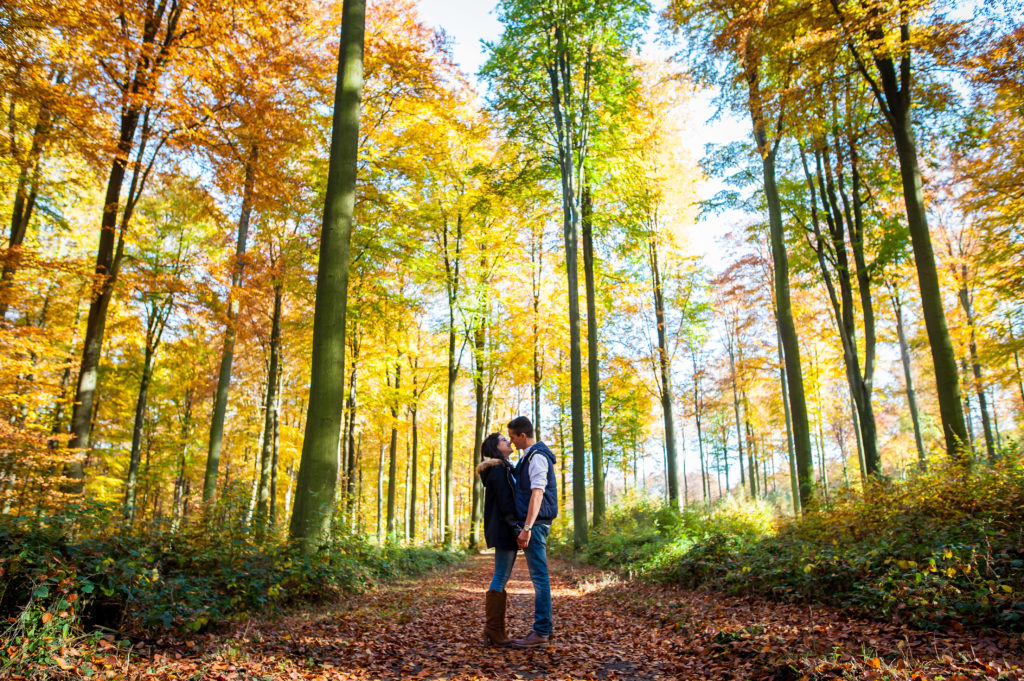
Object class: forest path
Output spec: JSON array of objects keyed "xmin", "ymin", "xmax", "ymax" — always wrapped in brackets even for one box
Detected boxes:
[{"xmin": 130, "ymin": 554, "xmax": 1024, "ymax": 680}]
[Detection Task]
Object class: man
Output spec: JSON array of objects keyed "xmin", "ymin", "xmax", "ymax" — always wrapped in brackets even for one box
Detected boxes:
[{"xmin": 507, "ymin": 415, "xmax": 558, "ymax": 649}]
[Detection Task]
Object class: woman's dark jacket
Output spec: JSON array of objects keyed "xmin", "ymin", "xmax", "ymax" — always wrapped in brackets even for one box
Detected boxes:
[{"xmin": 477, "ymin": 458, "xmax": 520, "ymax": 551}]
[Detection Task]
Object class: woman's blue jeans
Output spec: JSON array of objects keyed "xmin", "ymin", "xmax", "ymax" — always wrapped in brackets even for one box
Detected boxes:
[
  {"xmin": 488, "ymin": 526, "xmax": 552, "ymax": 637},
  {"xmin": 490, "ymin": 548, "xmax": 517, "ymax": 591}
]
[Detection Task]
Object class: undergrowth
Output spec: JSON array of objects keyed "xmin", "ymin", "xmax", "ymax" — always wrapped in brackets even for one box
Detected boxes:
[
  {"xmin": 571, "ymin": 458, "xmax": 1024, "ymax": 632},
  {"xmin": 0, "ymin": 501, "xmax": 462, "ymax": 677}
]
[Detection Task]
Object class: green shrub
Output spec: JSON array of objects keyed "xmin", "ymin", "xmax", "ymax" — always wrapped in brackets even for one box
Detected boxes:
[
  {"xmin": 0, "ymin": 501, "xmax": 462, "ymax": 675},
  {"xmin": 574, "ymin": 459, "xmax": 1024, "ymax": 631}
]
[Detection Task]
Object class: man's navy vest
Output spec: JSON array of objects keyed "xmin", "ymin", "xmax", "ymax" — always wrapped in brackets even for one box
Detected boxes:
[{"xmin": 513, "ymin": 441, "xmax": 559, "ymax": 523}]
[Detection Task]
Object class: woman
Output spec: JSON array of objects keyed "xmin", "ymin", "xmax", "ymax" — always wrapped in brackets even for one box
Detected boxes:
[{"xmin": 477, "ymin": 432, "xmax": 521, "ymax": 646}]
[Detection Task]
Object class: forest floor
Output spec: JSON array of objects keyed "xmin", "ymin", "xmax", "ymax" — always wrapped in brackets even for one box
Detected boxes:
[{"xmin": 122, "ymin": 554, "xmax": 1024, "ymax": 681}]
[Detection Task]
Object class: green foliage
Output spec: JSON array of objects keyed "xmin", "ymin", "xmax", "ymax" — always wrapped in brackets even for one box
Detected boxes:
[
  {"xmin": 575, "ymin": 460, "xmax": 1024, "ymax": 631},
  {"xmin": 0, "ymin": 501, "xmax": 462, "ymax": 674}
]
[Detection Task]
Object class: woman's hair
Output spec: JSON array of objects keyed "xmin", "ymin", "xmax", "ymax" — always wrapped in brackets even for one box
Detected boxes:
[{"xmin": 481, "ymin": 432, "xmax": 503, "ymax": 460}]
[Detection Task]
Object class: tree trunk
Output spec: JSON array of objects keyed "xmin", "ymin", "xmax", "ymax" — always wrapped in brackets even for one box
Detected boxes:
[
  {"xmin": 800, "ymin": 141, "xmax": 881, "ymax": 477},
  {"xmin": 409, "ymin": 363, "xmax": 419, "ymax": 541},
  {"xmin": 650, "ymin": 237, "xmax": 679, "ymax": 508},
  {"xmin": 531, "ymin": 223, "xmax": 544, "ymax": 438},
  {"xmin": 957, "ymin": 272, "xmax": 995, "ymax": 461},
  {"xmin": 386, "ymin": 361, "xmax": 400, "ymax": 537},
  {"xmin": 548, "ymin": 24, "xmax": 588, "ymax": 549},
  {"xmin": 470, "ymin": 302, "xmax": 486, "ymax": 549},
  {"xmin": 377, "ymin": 441, "xmax": 384, "ymax": 541},
  {"xmin": 270, "ymin": 373, "xmax": 281, "ymax": 529},
  {"xmin": 345, "ymin": 332, "xmax": 360, "ymax": 518},
  {"xmin": 875, "ymin": 49, "xmax": 968, "ymax": 460},
  {"xmin": 726, "ymin": 332, "xmax": 748, "ymax": 496},
  {"xmin": 691, "ymin": 351, "xmax": 708, "ymax": 504},
  {"xmin": 581, "ymin": 185, "xmax": 605, "ymax": 525},
  {"xmin": 444, "ymin": 310, "xmax": 457, "ymax": 547},
  {"xmin": 743, "ymin": 46, "xmax": 814, "ymax": 509},
  {"xmin": 204, "ymin": 144, "xmax": 258, "ymax": 502},
  {"xmin": 289, "ymin": 0, "xmax": 365, "ymax": 551},
  {"xmin": 890, "ymin": 286, "xmax": 927, "ymax": 468},
  {"xmin": 124, "ymin": 344, "xmax": 155, "ymax": 521},
  {"xmin": 255, "ymin": 282, "xmax": 282, "ymax": 539}
]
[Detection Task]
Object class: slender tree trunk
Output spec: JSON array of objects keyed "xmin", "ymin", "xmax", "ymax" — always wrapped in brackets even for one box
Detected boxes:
[
  {"xmin": 270, "ymin": 375, "xmax": 280, "ymax": 529},
  {"xmin": 890, "ymin": 287, "xmax": 927, "ymax": 468},
  {"xmin": 961, "ymin": 356, "xmax": 975, "ymax": 448},
  {"xmin": 1010, "ymin": 322, "xmax": 1024, "ymax": 408},
  {"xmin": 428, "ymin": 432, "xmax": 436, "ymax": 543},
  {"xmin": 345, "ymin": 332, "xmax": 360, "ymax": 518},
  {"xmin": 774, "ymin": 309, "xmax": 800, "ymax": 514},
  {"xmin": 957, "ymin": 273, "xmax": 995, "ymax": 461},
  {"xmin": 125, "ymin": 344, "xmax": 155, "ymax": 521},
  {"xmin": 255, "ymin": 283, "xmax": 282, "ymax": 539},
  {"xmin": 409, "ymin": 365, "xmax": 419, "ymax": 541},
  {"xmin": 386, "ymin": 361, "xmax": 400, "ymax": 537},
  {"xmin": 470, "ymin": 303, "xmax": 486, "ymax": 549},
  {"xmin": 377, "ymin": 441, "xmax": 384, "ymax": 541},
  {"xmin": 868, "ymin": 43, "xmax": 968, "ymax": 459},
  {"xmin": 650, "ymin": 237, "xmax": 679, "ymax": 508},
  {"xmin": 743, "ymin": 46, "xmax": 814, "ymax": 509},
  {"xmin": 531, "ymin": 223, "xmax": 544, "ymax": 438},
  {"xmin": 800, "ymin": 142, "xmax": 881, "ymax": 476},
  {"xmin": 548, "ymin": 24, "xmax": 588, "ymax": 548},
  {"xmin": 204, "ymin": 144, "xmax": 258, "ymax": 502},
  {"xmin": 581, "ymin": 185, "xmax": 605, "ymax": 525},
  {"xmin": 444, "ymin": 314, "xmax": 457, "ymax": 547},
  {"xmin": 726, "ymin": 332, "xmax": 747, "ymax": 495},
  {"xmin": 691, "ymin": 351, "xmax": 708, "ymax": 504},
  {"xmin": 289, "ymin": 0, "xmax": 365, "ymax": 551}
]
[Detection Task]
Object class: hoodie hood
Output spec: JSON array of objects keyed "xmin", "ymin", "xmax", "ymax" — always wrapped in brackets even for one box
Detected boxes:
[{"xmin": 476, "ymin": 457, "xmax": 508, "ymax": 476}]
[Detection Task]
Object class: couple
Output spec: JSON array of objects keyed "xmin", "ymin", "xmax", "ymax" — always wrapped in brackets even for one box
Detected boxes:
[{"xmin": 476, "ymin": 415, "xmax": 557, "ymax": 649}]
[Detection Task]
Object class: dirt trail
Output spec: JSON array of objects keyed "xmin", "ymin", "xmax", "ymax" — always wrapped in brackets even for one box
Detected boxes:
[{"xmin": 130, "ymin": 554, "xmax": 1024, "ymax": 680}]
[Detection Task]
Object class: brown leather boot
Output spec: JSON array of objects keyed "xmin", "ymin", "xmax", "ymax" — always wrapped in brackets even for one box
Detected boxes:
[{"xmin": 483, "ymin": 589, "xmax": 510, "ymax": 645}]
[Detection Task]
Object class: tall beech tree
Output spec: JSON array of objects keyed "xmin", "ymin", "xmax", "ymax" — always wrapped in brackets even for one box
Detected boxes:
[
  {"xmin": 485, "ymin": 0, "xmax": 649, "ymax": 547},
  {"xmin": 665, "ymin": 0, "xmax": 816, "ymax": 509},
  {"xmin": 289, "ymin": 0, "xmax": 366, "ymax": 551},
  {"xmin": 825, "ymin": 0, "xmax": 969, "ymax": 460},
  {"xmin": 65, "ymin": 0, "xmax": 199, "ymax": 492}
]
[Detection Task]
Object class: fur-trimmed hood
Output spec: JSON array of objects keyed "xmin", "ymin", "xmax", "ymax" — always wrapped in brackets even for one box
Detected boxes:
[{"xmin": 476, "ymin": 457, "xmax": 510, "ymax": 476}]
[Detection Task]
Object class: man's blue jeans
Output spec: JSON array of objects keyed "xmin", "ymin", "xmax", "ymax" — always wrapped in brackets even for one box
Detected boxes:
[
  {"xmin": 523, "ymin": 524, "xmax": 552, "ymax": 637},
  {"xmin": 490, "ymin": 548, "xmax": 517, "ymax": 592}
]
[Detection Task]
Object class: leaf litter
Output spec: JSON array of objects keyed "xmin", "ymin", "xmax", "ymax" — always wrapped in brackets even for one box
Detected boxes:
[{"xmin": 100, "ymin": 554, "xmax": 1024, "ymax": 680}]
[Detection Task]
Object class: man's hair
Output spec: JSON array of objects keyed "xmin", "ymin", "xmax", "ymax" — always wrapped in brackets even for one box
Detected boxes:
[{"xmin": 507, "ymin": 415, "xmax": 534, "ymax": 438}]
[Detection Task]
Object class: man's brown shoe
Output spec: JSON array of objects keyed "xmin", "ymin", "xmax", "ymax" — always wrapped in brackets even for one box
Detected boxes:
[{"xmin": 509, "ymin": 631, "xmax": 551, "ymax": 649}]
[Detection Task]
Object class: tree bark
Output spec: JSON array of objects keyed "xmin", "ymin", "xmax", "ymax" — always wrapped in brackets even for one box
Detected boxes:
[
  {"xmin": 650, "ymin": 237, "xmax": 679, "ymax": 508},
  {"xmin": 125, "ymin": 344, "xmax": 155, "ymax": 521},
  {"xmin": 204, "ymin": 144, "xmax": 258, "ymax": 502},
  {"xmin": 581, "ymin": 185, "xmax": 605, "ymax": 525},
  {"xmin": 67, "ymin": 0, "xmax": 185, "ymax": 492},
  {"xmin": 289, "ymin": 0, "xmax": 365, "ymax": 551},
  {"xmin": 470, "ymin": 296, "xmax": 486, "ymax": 549},
  {"xmin": 255, "ymin": 282, "xmax": 282, "ymax": 539},
  {"xmin": 547, "ymin": 24, "xmax": 589, "ymax": 548},
  {"xmin": 957, "ymin": 271, "xmax": 995, "ymax": 461},
  {"xmin": 743, "ymin": 43, "xmax": 815, "ymax": 509},
  {"xmin": 890, "ymin": 284, "xmax": 927, "ymax": 468},
  {"xmin": 832, "ymin": 6, "xmax": 969, "ymax": 460},
  {"xmin": 386, "ymin": 360, "xmax": 401, "ymax": 537}
]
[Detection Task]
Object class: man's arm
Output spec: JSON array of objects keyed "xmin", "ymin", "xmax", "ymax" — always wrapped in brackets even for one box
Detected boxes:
[{"xmin": 517, "ymin": 488, "xmax": 543, "ymax": 548}]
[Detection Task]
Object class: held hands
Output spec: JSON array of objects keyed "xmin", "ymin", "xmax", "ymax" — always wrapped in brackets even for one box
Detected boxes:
[{"xmin": 517, "ymin": 528, "xmax": 531, "ymax": 549}]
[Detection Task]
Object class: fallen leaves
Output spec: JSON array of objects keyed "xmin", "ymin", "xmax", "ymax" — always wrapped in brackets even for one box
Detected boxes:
[{"xmin": 27, "ymin": 554, "xmax": 1016, "ymax": 681}]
